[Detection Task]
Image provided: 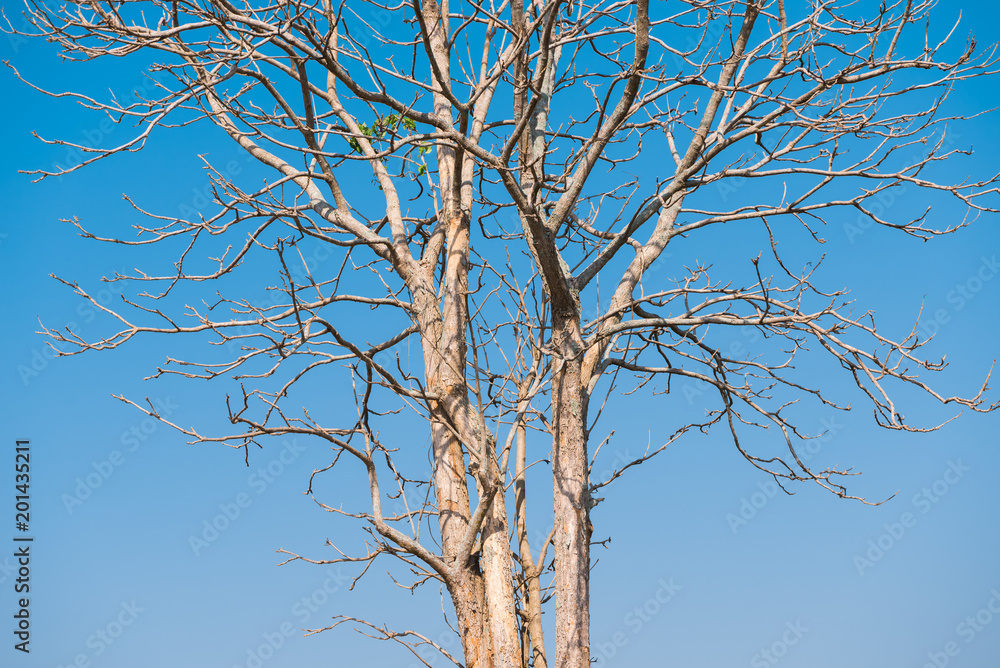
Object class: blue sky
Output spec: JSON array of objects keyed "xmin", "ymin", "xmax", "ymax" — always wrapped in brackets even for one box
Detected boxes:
[{"xmin": 2, "ymin": 1, "xmax": 1000, "ymax": 667}]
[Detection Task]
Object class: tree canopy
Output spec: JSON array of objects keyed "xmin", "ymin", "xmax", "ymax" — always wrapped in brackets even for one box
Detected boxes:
[{"xmin": 8, "ymin": 0, "xmax": 1000, "ymax": 666}]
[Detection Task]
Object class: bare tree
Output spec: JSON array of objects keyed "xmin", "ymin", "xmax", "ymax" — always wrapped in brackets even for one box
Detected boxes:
[{"xmin": 8, "ymin": 0, "xmax": 999, "ymax": 666}]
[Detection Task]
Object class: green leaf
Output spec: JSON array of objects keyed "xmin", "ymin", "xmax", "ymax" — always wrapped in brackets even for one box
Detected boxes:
[{"xmin": 417, "ymin": 164, "xmax": 427, "ymax": 176}]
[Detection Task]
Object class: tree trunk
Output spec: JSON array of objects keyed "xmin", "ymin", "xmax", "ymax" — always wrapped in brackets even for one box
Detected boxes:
[
  {"xmin": 551, "ymin": 315, "xmax": 591, "ymax": 668},
  {"xmin": 418, "ymin": 202, "xmax": 520, "ymax": 668},
  {"xmin": 480, "ymin": 468, "xmax": 522, "ymax": 668}
]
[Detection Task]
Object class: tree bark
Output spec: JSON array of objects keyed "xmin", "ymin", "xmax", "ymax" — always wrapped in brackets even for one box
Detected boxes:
[{"xmin": 551, "ymin": 314, "xmax": 590, "ymax": 668}]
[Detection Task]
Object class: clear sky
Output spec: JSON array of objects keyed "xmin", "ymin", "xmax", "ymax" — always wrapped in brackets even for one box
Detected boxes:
[{"xmin": 2, "ymin": 1, "xmax": 999, "ymax": 667}]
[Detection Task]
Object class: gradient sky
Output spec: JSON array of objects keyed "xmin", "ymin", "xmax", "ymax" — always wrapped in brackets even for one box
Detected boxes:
[{"xmin": 2, "ymin": 2, "xmax": 1000, "ymax": 667}]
